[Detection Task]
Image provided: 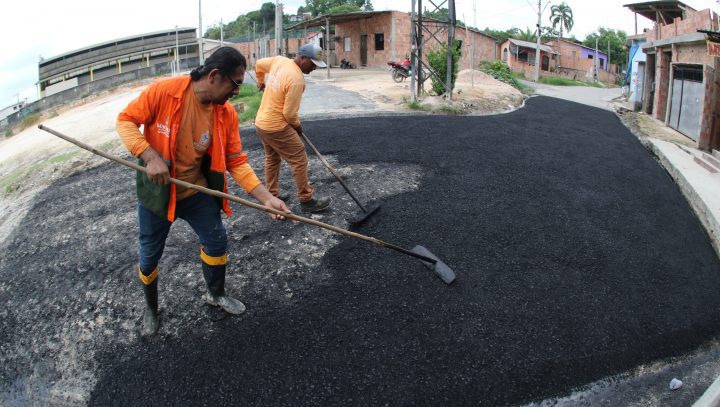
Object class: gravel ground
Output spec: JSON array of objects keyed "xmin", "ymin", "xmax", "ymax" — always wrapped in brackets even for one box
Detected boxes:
[{"xmin": 1, "ymin": 97, "xmax": 719, "ymax": 405}]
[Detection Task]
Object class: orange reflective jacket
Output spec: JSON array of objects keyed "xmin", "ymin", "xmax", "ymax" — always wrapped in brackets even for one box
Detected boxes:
[{"xmin": 118, "ymin": 76, "xmax": 251, "ymax": 222}]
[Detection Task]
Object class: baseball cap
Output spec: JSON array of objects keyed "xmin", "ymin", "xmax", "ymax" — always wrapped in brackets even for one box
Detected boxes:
[{"xmin": 298, "ymin": 43, "xmax": 327, "ymax": 68}]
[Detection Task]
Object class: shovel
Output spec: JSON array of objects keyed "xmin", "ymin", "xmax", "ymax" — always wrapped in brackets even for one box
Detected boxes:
[
  {"xmin": 38, "ymin": 125, "xmax": 456, "ymax": 284},
  {"xmin": 300, "ymin": 132, "xmax": 380, "ymax": 226}
]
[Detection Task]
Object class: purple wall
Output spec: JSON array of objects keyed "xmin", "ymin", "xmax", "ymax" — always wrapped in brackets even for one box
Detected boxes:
[{"xmin": 580, "ymin": 47, "xmax": 608, "ymax": 70}]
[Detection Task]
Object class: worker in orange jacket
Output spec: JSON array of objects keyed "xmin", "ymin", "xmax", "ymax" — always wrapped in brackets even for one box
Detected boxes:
[
  {"xmin": 254, "ymin": 43, "xmax": 331, "ymax": 213},
  {"xmin": 117, "ymin": 47, "xmax": 290, "ymax": 336}
]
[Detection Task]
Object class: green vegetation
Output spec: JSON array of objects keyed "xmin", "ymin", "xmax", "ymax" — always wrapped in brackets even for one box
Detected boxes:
[
  {"xmin": 426, "ymin": 40, "xmax": 461, "ymax": 95},
  {"xmin": 1, "ymin": 152, "xmax": 78, "ymax": 194},
  {"xmin": 478, "ymin": 60, "xmax": 532, "ymax": 94},
  {"xmin": 406, "ymin": 99, "xmax": 430, "ymax": 111},
  {"xmin": 538, "ymin": 76, "xmax": 602, "ymax": 87},
  {"xmin": 19, "ymin": 113, "xmax": 40, "ymax": 132},
  {"xmin": 4, "ymin": 129, "xmax": 13, "ymax": 138},
  {"xmin": 433, "ymin": 104, "xmax": 464, "ymax": 115},
  {"xmin": 550, "ymin": 2, "xmax": 574, "ymax": 45},
  {"xmin": 231, "ymin": 84, "xmax": 263, "ymax": 123},
  {"xmin": 583, "ymin": 27, "xmax": 628, "ymax": 67}
]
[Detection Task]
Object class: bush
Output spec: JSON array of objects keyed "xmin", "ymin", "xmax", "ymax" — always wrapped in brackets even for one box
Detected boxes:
[
  {"xmin": 478, "ymin": 60, "xmax": 531, "ymax": 94},
  {"xmin": 427, "ymin": 40, "xmax": 461, "ymax": 95}
]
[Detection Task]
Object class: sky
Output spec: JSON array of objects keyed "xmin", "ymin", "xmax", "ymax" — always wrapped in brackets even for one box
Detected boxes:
[{"xmin": 1, "ymin": 0, "xmax": 717, "ymax": 108}]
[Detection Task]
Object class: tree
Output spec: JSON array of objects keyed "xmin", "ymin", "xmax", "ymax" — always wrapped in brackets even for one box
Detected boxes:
[
  {"xmin": 327, "ymin": 3, "xmax": 361, "ymax": 14},
  {"xmin": 583, "ymin": 27, "xmax": 628, "ymax": 68},
  {"xmin": 550, "ymin": 2, "xmax": 573, "ymax": 68}
]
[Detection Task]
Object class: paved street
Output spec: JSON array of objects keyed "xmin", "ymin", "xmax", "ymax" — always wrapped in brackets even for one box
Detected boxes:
[
  {"xmin": 81, "ymin": 97, "xmax": 720, "ymax": 405},
  {"xmin": 521, "ymin": 79, "xmax": 622, "ymax": 111}
]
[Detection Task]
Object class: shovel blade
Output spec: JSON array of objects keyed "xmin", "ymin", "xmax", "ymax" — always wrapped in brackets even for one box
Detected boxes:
[
  {"xmin": 347, "ymin": 203, "xmax": 381, "ymax": 226},
  {"xmin": 411, "ymin": 245, "xmax": 456, "ymax": 284}
]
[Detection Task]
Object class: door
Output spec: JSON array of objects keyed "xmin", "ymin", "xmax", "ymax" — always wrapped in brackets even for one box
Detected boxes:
[
  {"xmin": 360, "ymin": 34, "xmax": 368, "ymax": 66},
  {"xmin": 669, "ymin": 66, "xmax": 703, "ymax": 141},
  {"xmin": 636, "ymin": 62, "xmax": 645, "ymax": 104},
  {"xmin": 541, "ymin": 55, "xmax": 549, "ymax": 71}
]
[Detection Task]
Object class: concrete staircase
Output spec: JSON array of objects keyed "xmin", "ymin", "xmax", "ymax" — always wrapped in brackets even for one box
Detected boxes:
[{"xmin": 676, "ymin": 146, "xmax": 720, "ymax": 174}]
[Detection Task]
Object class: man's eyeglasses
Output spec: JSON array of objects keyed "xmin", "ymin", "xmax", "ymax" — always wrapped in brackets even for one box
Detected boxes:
[{"xmin": 226, "ymin": 74, "xmax": 242, "ymax": 89}]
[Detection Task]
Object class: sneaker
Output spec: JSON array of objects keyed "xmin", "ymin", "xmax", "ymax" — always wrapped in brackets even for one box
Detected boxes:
[
  {"xmin": 204, "ymin": 292, "xmax": 246, "ymax": 315},
  {"xmin": 300, "ymin": 196, "xmax": 332, "ymax": 213}
]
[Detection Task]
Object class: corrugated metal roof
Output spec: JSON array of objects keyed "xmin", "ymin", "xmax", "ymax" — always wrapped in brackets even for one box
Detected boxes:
[{"xmin": 508, "ymin": 38, "xmax": 558, "ymax": 54}]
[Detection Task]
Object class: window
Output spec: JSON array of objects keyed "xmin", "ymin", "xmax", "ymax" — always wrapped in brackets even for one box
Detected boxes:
[
  {"xmin": 344, "ymin": 37, "xmax": 351, "ymax": 52},
  {"xmin": 375, "ymin": 33, "xmax": 384, "ymax": 51},
  {"xmin": 502, "ymin": 48, "xmax": 508, "ymax": 62}
]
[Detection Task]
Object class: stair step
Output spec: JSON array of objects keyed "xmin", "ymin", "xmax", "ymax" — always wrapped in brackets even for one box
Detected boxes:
[
  {"xmin": 713, "ymin": 149, "xmax": 720, "ymax": 160},
  {"xmin": 703, "ymin": 152, "xmax": 720, "ymax": 170},
  {"xmin": 694, "ymin": 156, "xmax": 719, "ymax": 173}
]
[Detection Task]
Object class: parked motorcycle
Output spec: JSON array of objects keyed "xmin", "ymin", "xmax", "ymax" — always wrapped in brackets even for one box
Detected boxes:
[
  {"xmin": 387, "ymin": 57, "xmax": 412, "ymax": 82},
  {"xmin": 340, "ymin": 58, "xmax": 355, "ymax": 69}
]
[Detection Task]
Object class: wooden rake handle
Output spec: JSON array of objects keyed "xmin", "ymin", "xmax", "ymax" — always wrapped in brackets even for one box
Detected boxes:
[{"xmin": 37, "ymin": 125, "xmax": 437, "ymax": 264}]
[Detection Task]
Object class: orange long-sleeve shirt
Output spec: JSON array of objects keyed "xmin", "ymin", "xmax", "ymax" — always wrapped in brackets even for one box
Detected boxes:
[{"xmin": 254, "ymin": 56, "xmax": 305, "ymax": 132}]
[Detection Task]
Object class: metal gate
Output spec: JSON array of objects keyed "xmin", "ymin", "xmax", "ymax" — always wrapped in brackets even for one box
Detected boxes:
[{"xmin": 668, "ymin": 65, "xmax": 704, "ymax": 141}]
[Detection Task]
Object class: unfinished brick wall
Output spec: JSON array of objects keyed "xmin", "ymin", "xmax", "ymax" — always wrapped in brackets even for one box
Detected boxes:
[
  {"xmin": 655, "ymin": 50, "xmax": 671, "ymax": 122},
  {"xmin": 334, "ymin": 11, "xmax": 498, "ymax": 68},
  {"xmin": 644, "ymin": 9, "xmax": 718, "ymax": 41}
]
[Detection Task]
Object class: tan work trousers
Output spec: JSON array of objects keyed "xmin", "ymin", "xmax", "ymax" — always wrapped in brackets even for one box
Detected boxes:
[{"xmin": 256, "ymin": 125, "xmax": 314, "ymax": 202}]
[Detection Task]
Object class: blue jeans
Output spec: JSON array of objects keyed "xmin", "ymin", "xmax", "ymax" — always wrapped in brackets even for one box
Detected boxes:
[{"xmin": 138, "ymin": 192, "xmax": 227, "ymax": 273}]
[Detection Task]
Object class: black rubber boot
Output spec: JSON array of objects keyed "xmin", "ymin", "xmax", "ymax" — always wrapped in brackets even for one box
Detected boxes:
[
  {"xmin": 139, "ymin": 266, "xmax": 159, "ymax": 336},
  {"xmin": 142, "ymin": 279, "xmax": 159, "ymax": 335},
  {"xmin": 201, "ymin": 252, "xmax": 246, "ymax": 315}
]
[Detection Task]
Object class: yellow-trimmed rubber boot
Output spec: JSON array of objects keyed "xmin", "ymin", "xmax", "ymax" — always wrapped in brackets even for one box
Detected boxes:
[
  {"xmin": 139, "ymin": 266, "xmax": 159, "ymax": 335},
  {"xmin": 200, "ymin": 248, "xmax": 246, "ymax": 315}
]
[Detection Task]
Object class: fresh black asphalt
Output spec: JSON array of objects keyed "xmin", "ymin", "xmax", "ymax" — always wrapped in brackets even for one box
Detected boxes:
[{"xmin": 68, "ymin": 97, "xmax": 720, "ymax": 404}]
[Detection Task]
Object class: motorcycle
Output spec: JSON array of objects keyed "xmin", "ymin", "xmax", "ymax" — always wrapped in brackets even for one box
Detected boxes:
[
  {"xmin": 340, "ymin": 58, "xmax": 355, "ymax": 69},
  {"xmin": 387, "ymin": 57, "xmax": 412, "ymax": 82}
]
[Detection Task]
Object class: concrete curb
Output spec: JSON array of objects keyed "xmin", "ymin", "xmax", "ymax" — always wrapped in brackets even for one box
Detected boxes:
[
  {"xmin": 643, "ymin": 139, "xmax": 720, "ymax": 260},
  {"xmin": 694, "ymin": 372, "xmax": 720, "ymax": 407}
]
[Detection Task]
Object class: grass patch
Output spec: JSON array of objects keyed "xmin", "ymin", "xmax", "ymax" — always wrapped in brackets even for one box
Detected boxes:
[
  {"xmin": 231, "ymin": 84, "xmax": 263, "ymax": 124},
  {"xmin": 538, "ymin": 76, "xmax": 603, "ymax": 88},
  {"xmin": 19, "ymin": 113, "xmax": 41, "ymax": 131},
  {"xmin": 433, "ymin": 104, "xmax": 464, "ymax": 115},
  {"xmin": 406, "ymin": 99, "xmax": 431, "ymax": 111},
  {"xmin": 0, "ymin": 152, "xmax": 78, "ymax": 194}
]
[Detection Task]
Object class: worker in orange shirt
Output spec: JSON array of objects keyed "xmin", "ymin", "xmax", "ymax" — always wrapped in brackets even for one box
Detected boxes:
[
  {"xmin": 254, "ymin": 43, "xmax": 331, "ymax": 213},
  {"xmin": 117, "ymin": 47, "xmax": 291, "ymax": 336}
]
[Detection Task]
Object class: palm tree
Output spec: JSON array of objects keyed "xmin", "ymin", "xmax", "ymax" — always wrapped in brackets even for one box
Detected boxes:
[{"xmin": 550, "ymin": 2, "xmax": 574, "ymax": 69}]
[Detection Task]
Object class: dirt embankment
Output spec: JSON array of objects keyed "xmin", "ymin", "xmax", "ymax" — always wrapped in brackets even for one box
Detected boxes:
[{"xmin": 310, "ymin": 68, "xmax": 525, "ymax": 116}]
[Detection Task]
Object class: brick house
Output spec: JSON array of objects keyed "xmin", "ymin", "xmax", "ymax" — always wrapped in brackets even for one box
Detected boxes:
[
  {"xmin": 545, "ymin": 38, "xmax": 618, "ymax": 83},
  {"xmin": 285, "ymin": 11, "xmax": 498, "ymax": 69},
  {"xmin": 499, "ymin": 38, "xmax": 558, "ymax": 78},
  {"xmin": 625, "ymin": 1, "xmax": 720, "ymax": 150}
]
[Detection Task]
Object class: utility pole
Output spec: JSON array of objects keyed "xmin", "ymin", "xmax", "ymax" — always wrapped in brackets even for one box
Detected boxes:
[
  {"xmin": 198, "ymin": 0, "xmax": 204, "ymax": 64},
  {"xmin": 445, "ymin": 0, "xmax": 456, "ymax": 99},
  {"xmin": 595, "ymin": 37, "xmax": 599, "ymax": 82},
  {"xmin": 326, "ymin": 18, "xmax": 331, "ymax": 78},
  {"xmin": 410, "ymin": 0, "xmax": 417, "ymax": 102},
  {"xmin": 472, "ymin": 0, "xmax": 476, "ymax": 87},
  {"xmin": 253, "ymin": 21, "xmax": 257, "ymax": 61},
  {"xmin": 275, "ymin": 0, "xmax": 283, "ymax": 56},
  {"xmin": 220, "ymin": 19, "xmax": 224, "ymax": 46},
  {"xmin": 534, "ymin": 0, "xmax": 542, "ymax": 82}
]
